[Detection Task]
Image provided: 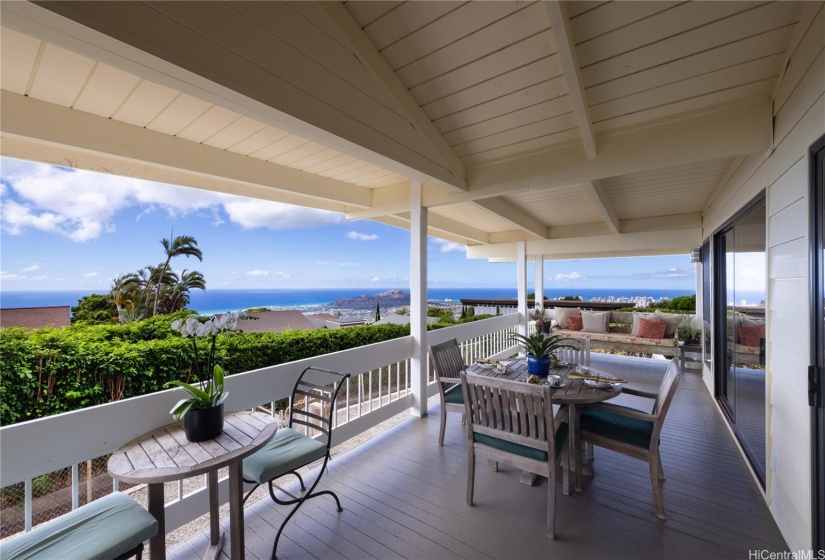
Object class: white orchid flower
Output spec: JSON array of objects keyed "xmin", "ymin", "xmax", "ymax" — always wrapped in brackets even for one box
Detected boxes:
[{"xmin": 171, "ymin": 319, "xmax": 182, "ymax": 332}]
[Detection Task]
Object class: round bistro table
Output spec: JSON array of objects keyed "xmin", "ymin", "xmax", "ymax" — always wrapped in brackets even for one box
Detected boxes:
[
  {"xmin": 108, "ymin": 411, "xmax": 278, "ymax": 560},
  {"xmin": 467, "ymin": 359, "xmax": 622, "ymax": 490}
]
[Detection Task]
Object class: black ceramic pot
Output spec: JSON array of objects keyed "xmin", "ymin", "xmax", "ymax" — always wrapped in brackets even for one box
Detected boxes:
[{"xmin": 183, "ymin": 402, "xmax": 224, "ymax": 442}]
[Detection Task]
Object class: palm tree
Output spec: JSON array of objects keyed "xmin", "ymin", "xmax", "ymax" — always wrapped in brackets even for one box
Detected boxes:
[
  {"xmin": 163, "ymin": 269, "xmax": 206, "ymax": 313},
  {"xmin": 152, "ymin": 234, "xmax": 203, "ymax": 316}
]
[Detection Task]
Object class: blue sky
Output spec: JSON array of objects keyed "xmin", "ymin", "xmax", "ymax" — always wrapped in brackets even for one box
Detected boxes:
[{"xmin": 0, "ymin": 157, "xmax": 696, "ymax": 293}]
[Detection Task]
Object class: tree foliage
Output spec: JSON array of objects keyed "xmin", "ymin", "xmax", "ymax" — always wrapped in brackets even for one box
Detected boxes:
[{"xmin": 71, "ymin": 294, "xmax": 115, "ymax": 325}]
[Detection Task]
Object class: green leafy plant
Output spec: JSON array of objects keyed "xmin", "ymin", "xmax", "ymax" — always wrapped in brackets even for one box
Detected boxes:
[
  {"xmin": 509, "ymin": 332, "xmax": 577, "ymax": 358},
  {"xmin": 165, "ymin": 312, "xmax": 244, "ymax": 420},
  {"xmin": 677, "ymin": 326, "xmax": 702, "ymax": 345}
]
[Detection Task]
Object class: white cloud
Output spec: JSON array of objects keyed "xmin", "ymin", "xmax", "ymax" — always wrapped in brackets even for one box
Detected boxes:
[
  {"xmin": 1, "ymin": 157, "xmax": 345, "ymax": 241},
  {"xmin": 552, "ymin": 271, "xmax": 584, "ymax": 282},
  {"xmin": 82, "ymin": 271, "xmax": 99, "ymax": 278},
  {"xmin": 224, "ymin": 199, "xmax": 342, "ymax": 230},
  {"xmin": 369, "ymin": 276, "xmax": 381, "ymax": 282},
  {"xmin": 431, "ymin": 238, "xmax": 465, "ymax": 253},
  {"xmin": 346, "ymin": 231, "xmax": 378, "ymax": 241},
  {"xmin": 246, "ymin": 269, "xmax": 270, "ymax": 277},
  {"xmin": 21, "ymin": 264, "xmax": 40, "ymax": 272},
  {"xmin": 0, "ymin": 271, "xmax": 24, "ymax": 280}
]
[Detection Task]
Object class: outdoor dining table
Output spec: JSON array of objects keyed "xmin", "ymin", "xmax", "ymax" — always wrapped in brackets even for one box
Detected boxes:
[
  {"xmin": 108, "ymin": 410, "xmax": 278, "ymax": 560},
  {"xmin": 466, "ymin": 359, "xmax": 622, "ymax": 490}
]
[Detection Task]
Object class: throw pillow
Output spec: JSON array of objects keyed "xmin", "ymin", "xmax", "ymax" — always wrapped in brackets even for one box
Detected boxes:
[
  {"xmin": 638, "ymin": 318, "xmax": 667, "ymax": 339},
  {"xmin": 554, "ymin": 307, "xmax": 581, "ymax": 329},
  {"xmin": 631, "ymin": 312, "xmax": 658, "ymax": 336},
  {"xmin": 738, "ymin": 324, "xmax": 765, "ymax": 347},
  {"xmin": 581, "ymin": 310, "xmax": 609, "ymax": 333},
  {"xmin": 567, "ymin": 315, "xmax": 584, "ymax": 331},
  {"xmin": 656, "ymin": 311, "xmax": 685, "ymax": 338}
]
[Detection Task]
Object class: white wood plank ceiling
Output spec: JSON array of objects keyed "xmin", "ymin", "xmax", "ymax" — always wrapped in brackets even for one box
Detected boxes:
[{"xmin": 0, "ymin": 0, "xmax": 815, "ymax": 257}]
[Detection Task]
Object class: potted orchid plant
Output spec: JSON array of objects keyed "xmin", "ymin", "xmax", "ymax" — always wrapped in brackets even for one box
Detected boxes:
[{"xmin": 165, "ymin": 311, "xmax": 245, "ymax": 441}]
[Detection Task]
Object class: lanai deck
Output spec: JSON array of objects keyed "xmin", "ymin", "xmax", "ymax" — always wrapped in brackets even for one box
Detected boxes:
[{"xmin": 171, "ymin": 355, "xmax": 787, "ymax": 560}]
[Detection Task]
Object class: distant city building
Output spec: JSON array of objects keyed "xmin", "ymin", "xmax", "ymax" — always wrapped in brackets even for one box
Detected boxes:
[{"xmin": 0, "ymin": 306, "xmax": 72, "ymax": 329}]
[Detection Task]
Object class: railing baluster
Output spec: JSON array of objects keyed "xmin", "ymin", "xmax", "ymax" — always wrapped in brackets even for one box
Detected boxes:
[
  {"xmin": 71, "ymin": 464, "xmax": 79, "ymax": 509},
  {"xmin": 24, "ymin": 478, "xmax": 32, "ymax": 531},
  {"xmin": 369, "ymin": 370, "xmax": 373, "ymax": 413},
  {"xmin": 358, "ymin": 372, "xmax": 363, "ymax": 418},
  {"xmin": 378, "ymin": 367, "xmax": 382, "ymax": 408},
  {"xmin": 346, "ymin": 379, "xmax": 351, "ymax": 424}
]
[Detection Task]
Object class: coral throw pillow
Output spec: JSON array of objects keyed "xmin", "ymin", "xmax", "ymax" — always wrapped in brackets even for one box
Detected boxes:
[
  {"xmin": 638, "ymin": 318, "xmax": 667, "ymax": 339},
  {"xmin": 738, "ymin": 324, "xmax": 765, "ymax": 347},
  {"xmin": 567, "ymin": 315, "xmax": 583, "ymax": 331}
]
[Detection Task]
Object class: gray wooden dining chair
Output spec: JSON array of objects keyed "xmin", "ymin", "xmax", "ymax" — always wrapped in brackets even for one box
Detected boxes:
[
  {"xmin": 461, "ymin": 372, "xmax": 570, "ymax": 539},
  {"xmin": 579, "ymin": 361, "xmax": 681, "ymax": 519},
  {"xmin": 242, "ymin": 366, "xmax": 350, "ymax": 560},
  {"xmin": 555, "ymin": 337, "xmax": 591, "ymax": 367},
  {"xmin": 429, "ymin": 338, "xmax": 467, "ymax": 445}
]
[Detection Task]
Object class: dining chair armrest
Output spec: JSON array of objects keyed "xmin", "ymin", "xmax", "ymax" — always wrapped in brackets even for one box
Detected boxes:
[
  {"xmin": 438, "ymin": 376, "xmax": 461, "ymax": 384},
  {"xmin": 621, "ymin": 384, "xmax": 659, "ymax": 399},
  {"xmin": 586, "ymin": 402, "xmax": 657, "ymax": 423},
  {"xmin": 553, "ymin": 404, "xmax": 569, "ymax": 425}
]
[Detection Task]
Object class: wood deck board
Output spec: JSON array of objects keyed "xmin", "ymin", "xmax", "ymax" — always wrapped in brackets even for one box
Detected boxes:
[{"xmin": 170, "ymin": 355, "xmax": 788, "ymax": 559}]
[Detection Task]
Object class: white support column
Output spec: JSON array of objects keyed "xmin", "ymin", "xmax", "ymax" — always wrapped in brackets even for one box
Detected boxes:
[
  {"xmin": 517, "ymin": 241, "xmax": 528, "ymax": 335},
  {"xmin": 410, "ymin": 180, "xmax": 429, "ymax": 417},
  {"xmin": 534, "ymin": 254, "xmax": 545, "ymax": 310}
]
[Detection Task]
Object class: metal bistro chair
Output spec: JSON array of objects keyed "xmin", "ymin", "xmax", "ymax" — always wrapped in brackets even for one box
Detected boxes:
[
  {"xmin": 579, "ymin": 361, "xmax": 681, "ymax": 519},
  {"xmin": 461, "ymin": 372, "xmax": 570, "ymax": 539},
  {"xmin": 429, "ymin": 338, "xmax": 467, "ymax": 445},
  {"xmin": 242, "ymin": 366, "xmax": 350, "ymax": 560}
]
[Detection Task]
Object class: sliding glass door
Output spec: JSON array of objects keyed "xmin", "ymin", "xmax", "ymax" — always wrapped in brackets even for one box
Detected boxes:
[
  {"xmin": 714, "ymin": 196, "xmax": 767, "ymax": 486},
  {"xmin": 810, "ymin": 133, "xmax": 824, "ymax": 553}
]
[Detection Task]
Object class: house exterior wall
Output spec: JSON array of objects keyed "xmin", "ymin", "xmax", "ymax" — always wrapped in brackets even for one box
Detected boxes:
[{"xmin": 701, "ymin": 4, "xmax": 824, "ymax": 552}]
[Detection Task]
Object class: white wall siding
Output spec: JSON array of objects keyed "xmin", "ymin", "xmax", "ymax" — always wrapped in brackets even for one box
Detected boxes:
[{"xmin": 701, "ymin": 3, "xmax": 824, "ymax": 551}]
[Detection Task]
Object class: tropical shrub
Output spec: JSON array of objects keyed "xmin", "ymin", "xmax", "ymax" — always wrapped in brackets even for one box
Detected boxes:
[{"xmin": 0, "ymin": 322, "xmax": 408, "ymax": 426}]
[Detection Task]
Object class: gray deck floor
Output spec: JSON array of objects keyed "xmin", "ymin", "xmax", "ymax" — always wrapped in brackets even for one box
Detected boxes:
[{"xmin": 170, "ymin": 355, "xmax": 788, "ymax": 560}]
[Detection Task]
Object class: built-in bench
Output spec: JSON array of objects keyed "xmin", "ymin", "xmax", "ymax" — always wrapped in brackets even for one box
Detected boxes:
[
  {"xmin": 550, "ymin": 310, "xmax": 682, "ymax": 358},
  {"xmin": 0, "ymin": 491, "xmax": 158, "ymax": 560}
]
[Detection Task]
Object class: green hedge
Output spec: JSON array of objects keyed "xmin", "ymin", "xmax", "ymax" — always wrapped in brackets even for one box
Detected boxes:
[{"xmin": 0, "ymin": 319, "xmax": 408, "ymax": 426}]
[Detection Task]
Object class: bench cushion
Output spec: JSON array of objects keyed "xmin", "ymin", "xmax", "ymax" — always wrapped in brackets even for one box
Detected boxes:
[
  {"xmin": 555, "ymin": 329, "xmax": 679, "ymax": 348},
  {"xmin": 580, "ymin": 404, "xmax": 654, "ymax": 449},
  {"xmin": 0, "ymin": 491, "xmax": 157, "ymax": 560},
  {"xmin": 474, "ymin": 421, "xmax": 568, "ymax": 462},
  {"xmin": 243, "ymin": 427, "xmax": 326, "ymax": 484},
  {"xmin": 444, "ymin": 383, "xmax": 464, "ymax": 404}
]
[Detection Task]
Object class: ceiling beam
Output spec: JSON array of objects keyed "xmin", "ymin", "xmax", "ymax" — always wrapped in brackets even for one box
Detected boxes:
[
  {"xmin": 314, "ymin": 1, "xmax": 467, "ymax": 191},
  {"xmin": 0, "ymin": 91, "xmax": 373, "ymax": 209},
  {"xmin": 471, "ymin": 198, "xmax": 548, "ymax": 240},
  {"xmin": 391, "ymin": 211, "xmax": 490, "ymax": 245},
  {"xmin": 544, "ymin": 1, "xmax": 597, "ymax": 159},
  {"xmin": 467, "ymin": 225, "xmax": 701, "ymax": 261},
  {"xmin": 580, "ymin": 180, "xmax": 620, "ymax": 234},
  {"xmin": 460, "ymin": 97, "xmax": 772, "ymax": 204}
]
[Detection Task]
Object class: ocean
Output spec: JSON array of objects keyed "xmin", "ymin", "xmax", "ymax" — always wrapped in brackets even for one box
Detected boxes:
[{"xmin": 0, "ymin": 288, "xmax": 700, "ymax": 315}]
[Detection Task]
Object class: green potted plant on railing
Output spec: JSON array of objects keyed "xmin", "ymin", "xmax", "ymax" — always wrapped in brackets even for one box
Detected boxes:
[
  {"xmin": 509, "ymin": 332, "xmax": 577, "ymax": 377},
  {"xmin": 165, "ymin": 311, "xmax": 245, "ymax": 442}
]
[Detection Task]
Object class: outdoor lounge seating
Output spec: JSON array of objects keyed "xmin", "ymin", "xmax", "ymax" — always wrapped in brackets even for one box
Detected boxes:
[
  {"xmin": 0, "ymin": 491, "xmax": 158, "ymax": 560},
  {"xmin": 429, "ymin": 338, "xmax": 467, "ymax": 445},
  {"xmin": 552, "ymin": 310, "xmax": 684, "ymax": 358},
  {"xmin": 579, "ymin": 361, "xmax": 682, "ymax": 519},
  {"xmin": 242, "ymin": 366, "xmax": 350, "ymax": 560},
  {"xmin": 461, "ymin": 372, "xmax": 570, "ymax": 539}
]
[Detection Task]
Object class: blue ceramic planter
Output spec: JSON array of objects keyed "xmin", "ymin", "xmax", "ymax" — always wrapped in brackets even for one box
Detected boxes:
[{"xmin": 527, "ymin": 355, "xmax": 551, "ymax": 377}]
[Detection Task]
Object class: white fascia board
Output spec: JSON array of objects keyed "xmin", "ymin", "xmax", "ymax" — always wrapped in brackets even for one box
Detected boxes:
[
  {"xmin": 0, "ymin": 91, "xmax": 372, "ymax": 208},
  {"xmin": 467, "ymin": 227, "xmax": 701, "ymax": 260}
]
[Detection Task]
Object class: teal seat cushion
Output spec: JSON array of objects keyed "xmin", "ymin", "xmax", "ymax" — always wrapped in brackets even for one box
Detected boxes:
[
  {"xmin": 580, "ymin": 404, "xmax": 654, "ymax": 449},
  {"xmin": 243, "ymin": 427, "xmax": 327, "ymax": 484},
  {"xmin": 0, "ymin": 491, "xmax": 157, "ymax": 560},
  {"xmin": 444, "ymin": 383, "xmax": 464, "ymax": 404},
  {"xmin": 473, "ymin": 421, "xmax": 568, "ymax": 462}
]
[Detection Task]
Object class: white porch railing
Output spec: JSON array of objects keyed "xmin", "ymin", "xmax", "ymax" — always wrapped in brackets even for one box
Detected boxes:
[{"xmin": 0, "ymin": 313, "xmax": 520, "ymax": 537}]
